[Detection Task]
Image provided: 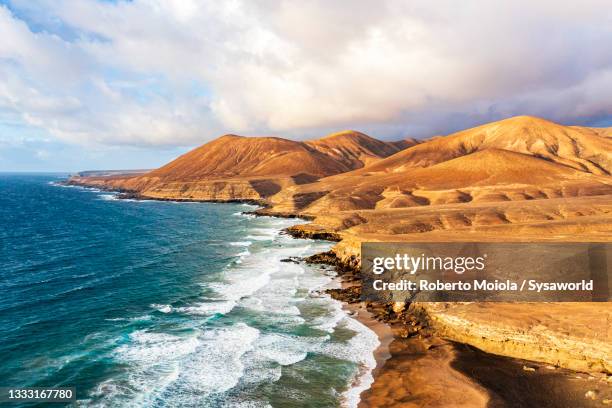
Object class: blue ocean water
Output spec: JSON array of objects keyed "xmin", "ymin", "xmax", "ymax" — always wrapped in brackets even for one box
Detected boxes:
[{"xmin": 0, "ymin": 174, "xmax": 378, "ymax": 407}]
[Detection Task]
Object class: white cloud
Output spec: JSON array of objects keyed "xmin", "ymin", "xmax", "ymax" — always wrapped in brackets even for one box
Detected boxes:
[{"xmin": 1, "ymin": 0, "xmax": 611, "ymax": 148}]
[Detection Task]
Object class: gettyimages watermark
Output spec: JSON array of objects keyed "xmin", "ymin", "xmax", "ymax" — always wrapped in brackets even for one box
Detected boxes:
[{"xmin": 361, "ymin": 243, "xmax": 611, "ymax": 302}]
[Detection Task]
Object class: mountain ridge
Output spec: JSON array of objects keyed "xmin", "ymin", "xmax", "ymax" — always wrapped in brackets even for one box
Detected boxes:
[
  {"xmin": 69, "ymin": 115, "xmax": 612, "ymax": 207},
  {"xmin": 359, "ymin": 115, "xmax": 612, "ymax": 175}
]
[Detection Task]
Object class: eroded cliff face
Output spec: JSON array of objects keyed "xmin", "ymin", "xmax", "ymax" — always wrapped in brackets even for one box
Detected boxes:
[
  {"xmin": 320, "ymin": 236, "xmax": 612, "ymax": 374},
  {"xmin": 284, "ymin": 203, "xmax": 612, "ymax": 375},
  {"xmin": 68, "ymin": 175, "xmax": 303, "ymax": 203},
  {"xmin": 413, "ymin": 302, "xmax": 611, "ymax": 374}
]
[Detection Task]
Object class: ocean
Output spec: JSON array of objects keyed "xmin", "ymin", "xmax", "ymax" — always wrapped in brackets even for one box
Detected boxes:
[{"xmin": 0, "ymin": 174, "xmax": 378, "ymax": 407}]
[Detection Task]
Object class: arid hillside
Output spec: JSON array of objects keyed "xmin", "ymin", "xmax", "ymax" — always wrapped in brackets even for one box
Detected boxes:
[
  {"xmin": 266, "ymin": 116, "xmax": 612, "ymax": 216},
  {"xmin": 70, "ymin": 115, "xmax": 612, "ymax": 230},
  {"xmin": 150, "ymin": 134, "xmax": 346, "ymax": 180},
  {"xmin": 69, "ymin": 130, "xmax": 406, "ymax": 200},
  {"xmin": 70, "ymin": 116, "xmax": 612, "ymax": 233},
  {"xmin": 305, "ymin": 130, "xmax": 415, "ymax": 170},
  {"xmin": 360, "ymin": 115, "xmax": 612, "ymax": 175}
]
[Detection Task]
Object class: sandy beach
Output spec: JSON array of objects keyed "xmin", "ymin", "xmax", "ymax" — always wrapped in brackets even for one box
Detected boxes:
[
  {"xmin": 346, "ymin": 297, "xmax": 611, "ymax": 407},
  {"xmin": 331, "ymin": 272, "xmax": 612, "ymax": 407}
]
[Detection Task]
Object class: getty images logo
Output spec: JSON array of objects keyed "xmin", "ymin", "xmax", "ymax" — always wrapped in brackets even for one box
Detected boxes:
[{"xmin": 371, "ymin": 253, "xmax": 487, "ymax": 275}]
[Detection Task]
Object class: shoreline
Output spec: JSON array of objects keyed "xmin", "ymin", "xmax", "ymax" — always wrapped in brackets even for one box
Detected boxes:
[
  {"xmin": 340, "ymin": 292, "xmax": 393, "ymax": 371},
  {"xmin": 63, "ymin": 179, "xmax": 612, "ymax": 406},
  {"xmin": 329, "ymin": 267, "xmax": 612, "ymax": 407},
  {"xmin": 325, "ymin": 267, "xmax": 495, "ymax": 407},
  {"xmin": 61, "ymin": 182, "xmax": 385, "ymax": 407}
]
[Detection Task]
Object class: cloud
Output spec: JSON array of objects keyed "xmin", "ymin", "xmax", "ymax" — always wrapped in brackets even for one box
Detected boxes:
[{"xmin": 1, "ymin": 0, "xmax": 611, "ymax": 149}]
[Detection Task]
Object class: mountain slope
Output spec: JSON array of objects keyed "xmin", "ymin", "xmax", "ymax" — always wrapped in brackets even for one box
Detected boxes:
[
  {"xmin": 305, "ymin": 130, "xmax": 406, "ymax": 169},
  {"xmin": 267, "ymin": 116, "xmax": 612, "ymax": 213},
  {"xmin": 148, "ymin": 134, "xmax": 346, "ymax": 180},
  {"xmin": 69, "ymin": 130, "xmax": 412, "ymax": 200},
  {"xmin": 272, "ymin": 148, "xmax": 612, "ymax": 213},
  {"xmin": 69, "ymin": 115, "xmax": 612, "ymax": 208},
  {"xmin": 148, "ymin": 130, "xmax": 407, "ymax": 182},
  {"xmin": 360, "ymin": 116, "xmax": 612, "ymax": 175},
  {"xmin": 388, "ymin": 137, "xmax": 421, "ymax": 151}
]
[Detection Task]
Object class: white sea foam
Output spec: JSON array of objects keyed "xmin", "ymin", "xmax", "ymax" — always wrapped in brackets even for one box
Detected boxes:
[
  {"xmin": 175, "ymin": 300, "xmax": 236, "ymax": 316},
  {"xmin": 238, "ymin": 261, "xmax": 303, "ymax": 315},
  {"xmin": 98, "ymin": 330, "xmax": 201, "ymax": 406},
  {"xmin": 116, "ymin": 331, "xmax": 200, "ymax": 365},
  {"xmin": 243, "ymin": 227, "xmax": 279, "ymax": 241},
  {"xmin": 251, "ymin": 227, "xmax": 278, "ymax": 234},
  {"xmin": 230, "ymin": 241, "xmax": 252, "ymax": 247},
  {"xmin": 78, "ymin": 186, "xmax": 102, "ymax": 192},
  {"xmin": 220, "ymin": 400, "xmax": 273, "ymax": 408},
  {"xmin": 97, "ymin": 217, "xmax": 378, "ymax": 407},
  {"xmin": 105, "ymin": 315, "xmax": 152, "ymax": 322},
  {"xmin": 319, "ymin": 317, "xmax": 380, "ymax": 408},
  {"xmin": 172, "ymin": 323, "xmax": 260, "ymax": 395},
  {"xmin": 310, "ymin": 299, "xmax": 348, "ymax": 333},
  {"xmin": 150, "ymin": 301, "xmax": 237, "ymax": 316},
  {"xmin": 235, "ymin": 352, "xmax": 283, "ymax": 387},
  {"xmin": 49, "ymin": 181, "xmax": 71, "ymax": 187},
  {"xmin": 98, "ymin": 194, "xmax": 118, "ymax": 201},
  {"xmin": 236, "ymin": 249, "xmax": 250, "ymax": 257},
  {"xmin": 253, "ymin": 333, "xmax": 309, "ymax": 366},
  {"xmin": 151, "ymin": 303, "xmax": 172, "ymax": 313},
  {"xmin": 244, "ymin": 235, "xmax": 273, "ymax": 241}
]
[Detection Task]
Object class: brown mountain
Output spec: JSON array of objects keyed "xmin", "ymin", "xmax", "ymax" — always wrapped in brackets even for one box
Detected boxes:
[
  {"xmin": 70, "ymin": 130, "xmax": 406, "ymax": 200},
  {"xmin": 147, "ymin": 134, "xmax": 346, "ymax": 180},
  {"xmin": 270, "ymin": 149, "xmax": 612, "ymax": 214},
  {"xmin": 270, "ymin": 117, "xmax": 612, "ymax": 377},
  {"xmin": 388, "ymin": 137, "xmax": 421, "ymax": 151},
  {"xmin": 264, "ymin": 117, "xmax": 612, "ymax": 266},
  {"xmin": 305, "ymin": 130, "xmax": 407, "ymax": 169},
  {"xmin": 70, "ymin": 115, "xmax": 612, "ymax": 207},
  {"xmin": 148, "ymin": 130, "xmax": 407, "ymax": 181},
  {"xmin": 268, "ymin": 117, "xmax": 612, "ymax": 214},
  {"xmin": 360, "ymin": 115, "xmax": 612, "ymax": 175}
]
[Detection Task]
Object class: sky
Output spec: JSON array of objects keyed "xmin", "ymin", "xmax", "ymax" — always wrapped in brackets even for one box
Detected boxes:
[{"xmin": 1, "ymin": 1, "xmax": 611, "ymax": 172}]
